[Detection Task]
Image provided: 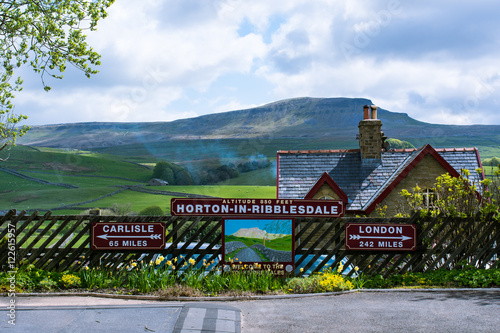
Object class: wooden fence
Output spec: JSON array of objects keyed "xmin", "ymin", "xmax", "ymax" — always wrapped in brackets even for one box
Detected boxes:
[{"xmin": 1, "ymin": 210, "xmax": 499, "ymax": 277}]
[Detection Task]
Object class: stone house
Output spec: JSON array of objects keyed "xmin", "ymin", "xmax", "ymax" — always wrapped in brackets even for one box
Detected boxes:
[
  {"xmin": 148, "ymin": 178, "xmax": 169, "ymax": 186},
  {"xmin": 277, "ymin": 105, "xmax": 485, "ymax": 216}
]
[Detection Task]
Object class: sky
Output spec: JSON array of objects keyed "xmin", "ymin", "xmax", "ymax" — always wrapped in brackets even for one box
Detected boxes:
[{"xmin": 15, "ymin": 0, "xmax": 500, "ymax": 126}]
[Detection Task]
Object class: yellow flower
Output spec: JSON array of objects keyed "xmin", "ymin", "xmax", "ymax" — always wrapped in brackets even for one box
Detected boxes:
[
  {"xmin": 166, "ymin": 260, "xmax": 172, "ymax": 266},
  {"xmin": 300, "ymin": 268, "xmax": 304, "ymax": 272},
  {"xmin": 158, "ymin": 255, "xmax": 164, "ymax": 261},
  {"xmin": 131, "ymin": 262, "xmax": 137, "ymax": 267},
  {"xmin": 85, "ymin": 266, "xmax": 89, "ymax": 270},
  {"xmin": 188, "ymin": 258, "xmax": 196, "ymax": 265},
  {"xmin": 354, "ymin": 266, "xmax": 359, "ymax": 272},
  {"xmin": 155, "ymin": 259, "xmax": 161, "ymax": 265}
]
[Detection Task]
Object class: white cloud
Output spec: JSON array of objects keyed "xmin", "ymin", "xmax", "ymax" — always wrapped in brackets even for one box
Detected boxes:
[{"xmin": 13, "ymin": 0, "xmax": 500, "ymax": 126}]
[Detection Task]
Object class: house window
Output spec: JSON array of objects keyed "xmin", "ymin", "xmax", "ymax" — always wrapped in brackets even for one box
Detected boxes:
[
  {"xmin": 422, "ymin": 188, "xmax": 438, "ymax": 209},
  {"xmin": 318, "ymin": 194, "xmax": 334, "ymax": 200}
]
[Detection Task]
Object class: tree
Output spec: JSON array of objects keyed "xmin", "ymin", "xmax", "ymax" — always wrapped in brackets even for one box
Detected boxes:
[
  {"xmin": 0, "ymin": 0, "xmax": 115, "ymax": 156},
  {"xmin": 153, "ymin": 161, "xmax": 175, "ymax": 184},
  {"xmin": 386, "ymin": 138, "xmax": 415, "ymax": 149}
]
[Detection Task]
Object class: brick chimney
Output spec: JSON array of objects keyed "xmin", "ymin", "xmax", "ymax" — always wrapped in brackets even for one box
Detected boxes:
[{"xmin": 358, "ymin": 105, "xmax": 383, "ymax": 163}]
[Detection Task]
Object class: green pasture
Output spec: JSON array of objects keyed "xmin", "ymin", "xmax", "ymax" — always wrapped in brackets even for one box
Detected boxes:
[
  {"xmin": 76, "ymin": 185, "xmax": 276, "ymax": 214},
  {"xmin": 19, "ymin": 235, "xmax": 88, "ymax": 248},
  {"xmin": 0, "ymin": 185, "xmax": 119, "ymax": 212},
  {"xmin": 152, "ymin": 185, "xmax": 276, "ymax": 198},
  {"xmin": 3, "ymin": 145, "xmax": 151, "ymax": 180}
]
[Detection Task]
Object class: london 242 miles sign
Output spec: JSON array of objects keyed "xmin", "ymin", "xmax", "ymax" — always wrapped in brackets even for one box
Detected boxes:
[{"xmin": 345, "ymin": 223, "xmax": 417, "ymax": 251}]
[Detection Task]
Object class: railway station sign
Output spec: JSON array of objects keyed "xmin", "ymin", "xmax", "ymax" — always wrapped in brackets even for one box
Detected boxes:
[
  {"xmin": 91, "ymin": 222, "xmax": 165, "ymax": 250},
  {"xmin": 170, "ymin": 198, "xmax": 344, "ymax": 217},
  {"xmin": 345, "ymin": 223, "xmax": 417, "ymax": 251}
]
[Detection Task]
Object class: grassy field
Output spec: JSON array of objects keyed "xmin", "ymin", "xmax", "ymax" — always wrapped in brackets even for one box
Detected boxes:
[
  {"xmin": 1, "ymin": 139, "xmax": 499, "ymax": 215},
  {"xmin": 0, "ymin": 145, "xmax": 277, "ymax": 214}
]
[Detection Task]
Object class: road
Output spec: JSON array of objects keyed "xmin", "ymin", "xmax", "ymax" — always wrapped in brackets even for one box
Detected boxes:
[
  {"xmin": 235, "ymin": 247, "xmax": 262, "ymax": 262},
  {"xmin": 2, "ymin": 289, "xmax": 499, "ymax": 332},
  {"xmin": 232, "ymin": 290, "xmax": 500, "ymax": 332}
]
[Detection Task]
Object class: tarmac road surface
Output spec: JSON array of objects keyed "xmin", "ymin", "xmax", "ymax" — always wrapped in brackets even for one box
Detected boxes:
[
  {"xmin": 1, "ymin": 289, "xmax": 499, "ymax": 332},
  {"xmin": 234, "ymin": 289, "xmax": 500, "ymax": 333}
]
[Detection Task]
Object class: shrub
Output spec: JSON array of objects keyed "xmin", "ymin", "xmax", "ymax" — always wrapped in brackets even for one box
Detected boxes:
[
  {"xmin": 286, "ymin": 275, "xmax": 321, "ymax": 293},
  {"xmin": 61, "ymin": 274, "xmax": 81, "ymax": 288},
  {"xmin": 138, "ymin": 205, "xmax": 165, "ymax": 216}
]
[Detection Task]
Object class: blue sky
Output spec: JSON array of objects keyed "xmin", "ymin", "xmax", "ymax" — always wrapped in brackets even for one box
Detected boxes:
[{"xmin": 15, "ymin": 0, "xmax": 500, "ymax": 126}]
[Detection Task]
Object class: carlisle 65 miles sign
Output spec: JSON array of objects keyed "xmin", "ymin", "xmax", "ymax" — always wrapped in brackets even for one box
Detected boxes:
[{"xmin": 91, "ymin": 222, "xmax": 165, "ymax": 250}]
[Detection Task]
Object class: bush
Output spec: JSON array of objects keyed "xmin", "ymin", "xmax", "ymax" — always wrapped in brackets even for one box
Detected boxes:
[
  {"xmin": 152, "ymin": 161, "xmax": 194, "ymax": 185},
  {"xmin": 286, "ymin": 276, "xmax": 320, "ymax": 293},
  {"xmin": 138, "ymin": 205, "xmax": 165, "ymax": 216},
  {"xmin": 386, "ymin": 138, "xmax": 415, "ymax": 149},
  {"xmin": 483, "ymin": 157, "xmax": 500, "ymax": 166}
]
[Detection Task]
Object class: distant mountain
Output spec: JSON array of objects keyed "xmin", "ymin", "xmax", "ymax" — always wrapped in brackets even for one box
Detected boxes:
[
  {"xmin": 18, "ymin": 97, "xmax": 500, "ymax": 151},
  {"xmin": 232, "ymin": 227, "xmax": 285, "ymax": 240}
]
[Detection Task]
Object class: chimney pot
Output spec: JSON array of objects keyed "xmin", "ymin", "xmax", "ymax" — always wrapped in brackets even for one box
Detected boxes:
[
  {"xmin": 370, "ymin": 105, "xmax": 378, "ymax": 119},
  {"xmin": 363, "ymin": 105, "xmax": 370, "ymax": 119}
]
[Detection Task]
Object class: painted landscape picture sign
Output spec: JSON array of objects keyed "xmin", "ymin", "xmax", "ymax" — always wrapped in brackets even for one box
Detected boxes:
[
  {"xmin": 91, "ymin": 222, "xmax": 166, "ymax": 250},
  {"xmin": 222, "ymin": 219, "xmax": 294, "ymax": 275},
  {"xmin": 345, "ymin": 223, "xmax": 417, "ymax": 251},
  {"xmin": 171, "ymin": 198, "xmax": 344, "ymax": 217}
]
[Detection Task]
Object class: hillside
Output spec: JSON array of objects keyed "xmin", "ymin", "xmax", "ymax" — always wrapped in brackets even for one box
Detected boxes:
[{"xmin": 17, "ymin": 97, "xmax": 500, "ymax": 159}]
